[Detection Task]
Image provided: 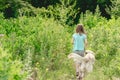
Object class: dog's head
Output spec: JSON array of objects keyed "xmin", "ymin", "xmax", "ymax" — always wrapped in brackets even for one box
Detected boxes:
[
  {"xmin": 85, "ymin": 50, "xmax": 95, "ymax": 55},
  {"xmin": 84, "ymin": 50, "xmax": 95, "ymax": 63}
]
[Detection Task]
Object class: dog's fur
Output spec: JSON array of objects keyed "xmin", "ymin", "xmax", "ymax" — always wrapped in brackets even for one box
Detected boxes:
[{"xmin": 68, "ymin": 50, "xmax": 95, "ymax": 80}]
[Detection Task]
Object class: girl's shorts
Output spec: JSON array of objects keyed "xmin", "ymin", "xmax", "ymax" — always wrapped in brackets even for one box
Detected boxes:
[{"xmin": 73, "ymin": 50, "xmax": 84, "ymax": 57}]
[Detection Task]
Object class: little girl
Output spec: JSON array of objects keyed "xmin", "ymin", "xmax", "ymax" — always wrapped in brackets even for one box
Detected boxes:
[{"xmin": 72, "ymin": 24, "xmax": 87, "ymax": 78}]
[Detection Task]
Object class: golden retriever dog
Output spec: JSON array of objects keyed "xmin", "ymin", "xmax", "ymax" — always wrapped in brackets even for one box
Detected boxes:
[{"xmin": 68, "ymin": 50, "xmax": 95, "ymax": 80}]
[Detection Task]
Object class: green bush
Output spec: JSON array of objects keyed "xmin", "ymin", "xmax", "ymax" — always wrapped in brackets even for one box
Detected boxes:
[
  {"xmin": 0, "ymin": 16, "xmax": 74, "ymax": 79},
  {"xmin": 86, "ymin": 17, "xmax": 120, "ymax": 79},
  {"xmin": 0, "ymin": 12, "xmax": 120, "ymax": 80},
  {"xmin": 0, "ymin": 47, "xmax": 27, "ymax": 80}
]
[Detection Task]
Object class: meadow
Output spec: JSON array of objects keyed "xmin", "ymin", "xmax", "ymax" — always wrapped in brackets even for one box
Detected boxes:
[{"xmin": 0, "ymin": 1, "xmax": 120, "ymax": 79}]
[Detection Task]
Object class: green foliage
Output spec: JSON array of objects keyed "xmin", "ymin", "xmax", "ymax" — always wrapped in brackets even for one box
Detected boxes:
[
  {"xmin": 0, "ymin": 0, "xmax": 34, "ymax": 18},
  {"xmin": 0, "ymin": 47, "xmax": 27, "ymax": 80},
  {"xmin": 79, "ymin": 6, "xmax": 107, "ymax": 29},
  {"xmin": 86, "ymin": 17, "xmax": 120, "ymax": 79},
  {"xmin": 0, "ymin": 13, "xmax": 4, "ymax": 19},
  {"xmin": 0, "ymin": 4, "xmax": 120, "ymax": 79},
  {"xmin": 0, "ymin": 0, "xmax": 9, "ymax": 10},
  {"xmin": 31, "ymin": 0, "xmax": 78, "ymax": 25},
  {"xmin": 24, "ymin": 0, "xmax": 60, "ymax": 8},
  {"xmin": 0, "ymin": 16, "xmax": 73, "ymax": 79},
  {"xmin": 107, "ymin": 0, "xmax": 120, "ymax": 18},
  {"xmin": 0, "ymin": 0, "xmax": 113, "ymax": 20}
]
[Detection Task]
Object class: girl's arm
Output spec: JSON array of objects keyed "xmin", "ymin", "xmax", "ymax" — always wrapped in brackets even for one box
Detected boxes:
[{"xmin": 84, "ymin": 38, "xmax": 87, "ymax": 48}]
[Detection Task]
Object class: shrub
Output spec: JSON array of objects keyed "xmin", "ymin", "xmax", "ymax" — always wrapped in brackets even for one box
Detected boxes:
[
  {"xmin": 86, "ymin": 17, "xmax": 120, "ymax": 78},
  {"xmin": 0, "ymin": 47, "xmax": 27, "ymax": 80}
]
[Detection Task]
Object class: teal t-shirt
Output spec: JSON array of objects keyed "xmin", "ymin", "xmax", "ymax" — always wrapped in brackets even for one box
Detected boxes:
[{"xmin": 73, "ymin": 33, "xmax": 87, "ymax": 51}]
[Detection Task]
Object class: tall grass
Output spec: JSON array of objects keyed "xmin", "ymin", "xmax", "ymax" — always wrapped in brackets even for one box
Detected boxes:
[{"xmin": 0, "ymin": 11, "xmax": 120, "ymax": 80}]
